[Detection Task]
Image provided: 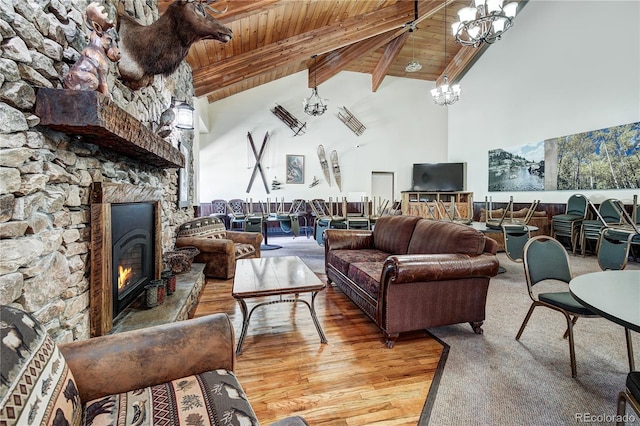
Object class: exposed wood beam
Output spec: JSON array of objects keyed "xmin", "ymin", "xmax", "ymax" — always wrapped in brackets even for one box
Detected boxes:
[
  {"xmin": 310, "ymin": 30, "xmax": 409, "ymax": 88},
  {"xmin": 159, "ymin": 0, "xmax": 281, "ymax": 22},
  {"xmin": 372, "ymin": 32, "xmax": 411, "ymax": 92},
  {"xmin": 309, "ymin": 0, "xmax": 448, "ymax": 89},
  {"xmin": 192, "ymin": 2, "xmax": 414, "ymax": 97}
]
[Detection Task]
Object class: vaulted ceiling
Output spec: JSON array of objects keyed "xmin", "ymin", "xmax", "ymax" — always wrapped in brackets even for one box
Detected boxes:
[{"xmin": 158, "ymin": 0, "xmax": 521, "ymax": 103}]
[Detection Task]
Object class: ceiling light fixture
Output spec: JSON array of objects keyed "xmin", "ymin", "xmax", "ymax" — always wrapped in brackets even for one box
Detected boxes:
[
  {"xmin": 451, "ymin": 0, "xmax": 518, "ymax": 47},
  {"xmin": 431, "ymin": 1, "xmax": 460, "ymax": 106},
  {"xmin": 405, "ymin": 26, "xmax": 422, "ymax": 73},
  {"xmin": 303, "ymin": 55, "xmax": 328, "ymax": 116}
]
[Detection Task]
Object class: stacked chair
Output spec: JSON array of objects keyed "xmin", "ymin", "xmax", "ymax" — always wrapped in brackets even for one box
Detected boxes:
[
  {"xmin": 276, "ymin": 198, "xmax": 309, "ymax": 238},
  {"xmin": 309, "ymin": 198, "xmax": 345, "ymax": 245},
  {"xmin": 551, "ymin": 193, "xmax": 588, "ymax": 254},
  {"xmin": 579, "ymin": 198, "xmax": 623, "ymax": 256}
]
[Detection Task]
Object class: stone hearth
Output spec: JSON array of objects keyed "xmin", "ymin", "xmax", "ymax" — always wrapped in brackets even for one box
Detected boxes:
[{"xmin": 110, "ymin": 264, "xmax": 205, "ymax": 334}]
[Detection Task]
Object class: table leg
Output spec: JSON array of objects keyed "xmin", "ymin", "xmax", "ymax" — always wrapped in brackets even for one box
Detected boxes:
[
  {"xmin": 310, "ymin": 291, "xmax": 328, "ymax": 344},
  {"xmin": 625, "ymin": 327, "xmax": 635, "ymax": 371},
  {"xmin": 236, "ymin": 299, "xmax": 250, "ymax": 355}
]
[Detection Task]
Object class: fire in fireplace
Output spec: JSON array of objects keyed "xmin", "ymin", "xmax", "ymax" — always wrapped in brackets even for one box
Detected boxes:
[{"xmin": 111, "ymin": 202, "xmax": 155, "ymax": 317}]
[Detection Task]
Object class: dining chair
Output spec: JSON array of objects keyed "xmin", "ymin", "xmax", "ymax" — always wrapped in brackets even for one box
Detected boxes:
[
  {"xmin": 551, "ymin": 194, "xmax": 588, "ymax": 254},
  {"xmin": 617, "ymin": 372, "xmax": 640, "ymax": 425},
  {"xmin": 227, "ymin": 198, "xmax": 248, "ymax": 231},
  {"xmin": 502, "ymin": 224, "xmax": 530, "ymax": 263},
  {"xmin": 210, "ymin": 199, "xmax": 229, "ymax": 228},
  {"xmin": 516, "ymin": 235, "xmax": 599, "ymax": 378},
  {"xmin": 597, "ymin": 228, "xmax": 635, "ymax": 271}
]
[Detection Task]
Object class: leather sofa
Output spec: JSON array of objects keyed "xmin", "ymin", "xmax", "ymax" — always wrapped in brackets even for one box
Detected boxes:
[
  {"xmin": 0, "ymin": 305, "xmax": 307, "ymax": 426},
  {"xmin": 175, "ymin": 217, "xmax": 262, "ymax": 279},
  {"xmin": 479, "ymin": 207, "xmax": 550, "ymax": 251},
  {"xmin": 324, "ymin": 215, "xmax": 500, "ymax": 348}
]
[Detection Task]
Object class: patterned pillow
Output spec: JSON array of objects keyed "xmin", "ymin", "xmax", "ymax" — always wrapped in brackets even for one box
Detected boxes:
[
  {"xmin": 0, "ymin": 305, "xmax": 82, "ymax": 426},
  {"xmin": 178, "ymin": 218, "xmax": 226, "ymax": 239},
  {"xmin": 82, "ymin": 370, "xmax": 258, "ymax": 426}
]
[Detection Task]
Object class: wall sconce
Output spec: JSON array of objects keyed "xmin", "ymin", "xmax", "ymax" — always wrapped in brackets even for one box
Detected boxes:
[{"xmin": 173, "ymin": 99, "xmax": 194, "ymax": 130}]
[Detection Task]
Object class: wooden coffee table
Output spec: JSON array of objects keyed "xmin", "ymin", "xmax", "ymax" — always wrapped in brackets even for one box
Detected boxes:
[{"xmin": 232, "ymin": 256, "xmax": 328, "ymax": 355}]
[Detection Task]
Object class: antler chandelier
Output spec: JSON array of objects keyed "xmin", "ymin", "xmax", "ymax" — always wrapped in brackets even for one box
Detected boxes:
[
  {"xmin": 431, "ymin": 0, "xmax": 460, "ymax": 106},
  {"xmin": 452, "ymin": 0, "xmax": 518, "ymax": 47},
  {"xmin": 303, "ymin": 55, "xmax": 328, "ymax": 116}
]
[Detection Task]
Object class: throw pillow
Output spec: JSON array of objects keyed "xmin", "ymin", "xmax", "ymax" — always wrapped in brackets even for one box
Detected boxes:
[{"xmin": 0, "ymin": 305, "xmax": 82, "ymax": 426}]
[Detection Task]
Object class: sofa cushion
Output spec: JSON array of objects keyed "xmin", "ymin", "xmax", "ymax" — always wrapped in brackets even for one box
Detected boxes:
[
  {"xmin": 347, "ymin": 262, "xmax": 385, "ymax": 299},
  {"xmin": 407, "ymin": 220, "xmax": 486, "ymax": 255},
  {"xmin": 178, "ymin": 217, "xmax": 226, "ymax": 239},
  {"xmin": 327, "ymin": 249, "xmax": 390, "ymax": 276},
  {"xmin": 372, "ymin": 216, "xmax": 421, "ymax": 255},
  {"xmin": 0, "ymin": 305, "xmax": 82, "ymax": 426},
  {"xmin": 82, "ymin": 370, "xmax": 258, "ymax": 426}
]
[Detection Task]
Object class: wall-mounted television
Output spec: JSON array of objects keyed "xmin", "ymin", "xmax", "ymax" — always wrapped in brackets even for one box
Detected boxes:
[{"xmin": 411, "ymin": 162, "xmax": 466, "ymax": 192}]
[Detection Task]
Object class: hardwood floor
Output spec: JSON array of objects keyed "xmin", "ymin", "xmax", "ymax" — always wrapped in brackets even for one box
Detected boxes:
[{"xmin": 193, "ymin": 275, "xmax": 443, "ymax": 425}]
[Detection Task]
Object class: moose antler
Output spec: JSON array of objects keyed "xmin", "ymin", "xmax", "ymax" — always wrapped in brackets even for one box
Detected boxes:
[{"xmin": 85, "ymin": 2, "xmax": 114, "ymax": 35}]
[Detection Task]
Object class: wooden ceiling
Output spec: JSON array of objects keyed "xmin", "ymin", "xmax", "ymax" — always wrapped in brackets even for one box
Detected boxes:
[{"xmin": 158, "ymin": 0, "xmax": 509, "ymax": 103}]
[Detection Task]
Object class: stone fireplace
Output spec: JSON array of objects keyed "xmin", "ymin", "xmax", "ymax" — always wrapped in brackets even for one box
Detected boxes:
[
  {"xmin": 89, "ymin": 182, "xmax": 163, "ymax": 337},
  {"xmin": 0, "ymin": 0, "xmax": 196, "ymax": 343}
]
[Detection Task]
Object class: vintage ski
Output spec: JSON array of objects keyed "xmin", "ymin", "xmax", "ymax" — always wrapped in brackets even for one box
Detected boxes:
[
  {"xmin": 317, "ymin": 145, "xmax": 331, "ymax": 186},
  {"xmin": 330, "ymin": 149, "xmax": 342, "ymax": 192}
]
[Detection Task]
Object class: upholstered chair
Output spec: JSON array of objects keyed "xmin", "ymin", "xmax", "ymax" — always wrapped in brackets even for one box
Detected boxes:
[{"xmin": 175, "ymin": 217, "xmax": 262, "ymax": 279}]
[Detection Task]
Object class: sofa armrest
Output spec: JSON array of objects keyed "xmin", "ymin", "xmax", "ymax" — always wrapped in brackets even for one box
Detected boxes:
[
  {"xmin": 324, "ymin": 229, "xmax": 374, "ymax": 250},
  {"xmin": 176, "ymin": 235, "xmax": 235, "ymax": 254},
  {"xmin": 225, "ymin": 230, "xmax": 263, "ymax": 250},
  {"xmin": 382, "ymin": 253, "xmax": 499, "ymax": 284},
  {"xmin": 58, "ymin": 313, "xmax": 235, "ymax": 403}
]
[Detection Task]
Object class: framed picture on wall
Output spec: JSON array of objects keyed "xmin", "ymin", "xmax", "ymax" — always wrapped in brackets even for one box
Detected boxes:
[{"xmin": 286, "ymin": 154, "xmax": 304, "ymax": 184}]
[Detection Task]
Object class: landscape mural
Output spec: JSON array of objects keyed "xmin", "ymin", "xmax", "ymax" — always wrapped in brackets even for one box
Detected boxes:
[{"xmin": 489, "ymin": 122, "xmax": 639, "ymax": 191}]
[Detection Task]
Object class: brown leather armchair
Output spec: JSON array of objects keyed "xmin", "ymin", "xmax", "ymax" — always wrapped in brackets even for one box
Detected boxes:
[{"xmin": 175, "ymin": 217, "xmax": 262, "ymax": 279}]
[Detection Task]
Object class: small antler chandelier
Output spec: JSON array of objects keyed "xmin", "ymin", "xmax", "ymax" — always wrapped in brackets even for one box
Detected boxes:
[
  {"xmin": 303, "ymin": 55, "xmax": 328, "ymax": 116},
  {"xmin": 431, "ymin": 1, "xmax": 460, "ymax": 106},
  {"xmin": 452, "ymin": 0, "xmax": 518, "ymax": 47}
]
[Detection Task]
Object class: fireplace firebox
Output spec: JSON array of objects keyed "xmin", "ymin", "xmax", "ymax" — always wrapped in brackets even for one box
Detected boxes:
[{"xmin": 111, "ymin": 202, "xmax": 155, "ymax": 317}]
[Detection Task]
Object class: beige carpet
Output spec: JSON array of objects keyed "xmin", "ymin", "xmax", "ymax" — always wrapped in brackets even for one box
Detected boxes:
[
  {"xmin": 262, "ymin": 234, "xmax": 640, "ymax": 425},
  {"xmin": 426, "ymin": 252, "xmax": 640, "ymax": 425}
]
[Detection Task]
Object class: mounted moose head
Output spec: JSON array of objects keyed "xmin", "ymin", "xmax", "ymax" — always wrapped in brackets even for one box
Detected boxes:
[
  {"xmin": 114, "ymin": 0, "xmax": 233, "ymax": 90},
  {"xmin": 63, "ymin": 2, "xmax": 121, "ymax": 97}
]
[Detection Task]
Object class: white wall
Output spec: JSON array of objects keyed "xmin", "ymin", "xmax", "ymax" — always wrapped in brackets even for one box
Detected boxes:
[
  {"xmin": 448, "ymin": 0, "xmax": 640, "ymax": 204},
  {"xmin": 198, "ymin": 71, "xmax": 448, "ymax": 203}
]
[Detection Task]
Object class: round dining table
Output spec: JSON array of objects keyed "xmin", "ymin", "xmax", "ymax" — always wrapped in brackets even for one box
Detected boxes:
[{"xmin": 569, "ymin": 269, "xmax": 640, "ymax": 371}]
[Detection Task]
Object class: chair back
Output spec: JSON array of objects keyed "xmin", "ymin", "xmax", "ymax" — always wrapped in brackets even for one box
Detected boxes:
[
  {"xmin": 523, "ymin": 236, "xmax": 572, "ymax": 294},
  {"xmin": 210, "ymin": 199, "xmax": 227, "ymax": 215},
  {"xmin": 502, "ymin": 224, "xmax": 531, "ymax": 263},
  {"xmin": 566, "ymin": 194, "xmax": 588, "ymax": 218},
  {"xmin": 597, "ymin": 228, "xmax": 634, "ymax": 270},
  {"xmin": 227, "ymin": 199, "xmax": 247, "ymax": 218},
  {"xmin": 599, "ymin": 198, "xmax": 623, "ymax": 224}
]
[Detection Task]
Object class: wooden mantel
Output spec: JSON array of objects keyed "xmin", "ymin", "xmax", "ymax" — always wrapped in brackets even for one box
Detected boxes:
[{"xmin": 35, "ymin": 88, "xmax": 185, "ymax": 169}]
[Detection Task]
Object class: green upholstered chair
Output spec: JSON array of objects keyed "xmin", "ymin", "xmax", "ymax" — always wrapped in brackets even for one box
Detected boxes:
[
  {"xmin": 502, "ymin": 224, "xmax": 530, "ymax": 263},
  {"xmin": 551, "ymin": 194, "xmax": 588, "ymax": 254},
  {"xmin": 516, "ymin": 236, "xmax": 599, "ymax": 378},
  {"xmin": 617, "ymin": 372, "xmax": 640, "ymax": 424},
  {"xmin": 597, "ymin": 228, "xmax": 635, "ymax": 271}
]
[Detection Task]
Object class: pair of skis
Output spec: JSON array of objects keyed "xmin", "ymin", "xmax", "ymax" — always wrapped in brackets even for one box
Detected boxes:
[{"xmin": 317, "ymin": 145, "xmax": 341, "ymax": 191}]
